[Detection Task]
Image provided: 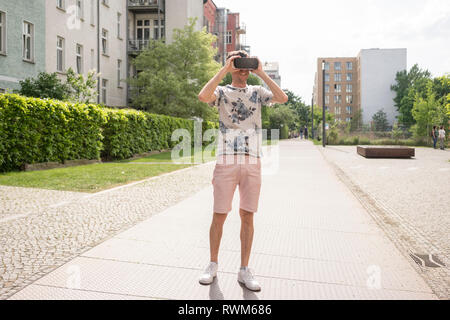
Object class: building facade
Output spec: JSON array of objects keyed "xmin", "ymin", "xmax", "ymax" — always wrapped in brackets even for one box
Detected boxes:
[
  {"xmin": 262, "ymin": 62, "xmax": 281, "ymax": 90},
  {"xmin": 46, "ymin": 0, "xmax": 128, "ymax": 106},
  {"xmin": 1, "ymin": 0, "xmax": 207, "ymax": 105},
  {"xmin": 313, "ymin": 48, "xmax": 407, "ymax": 126},
  {"xmin": 358, "ymin": 48, "xmax": 407, "ymax": 125},
  {"xmin": 0, "ymin": 0, "xmax": 46, "ymax": 93},
  {"xmin": 314, "ymin": 57, "xmax": 359, "ymax": 124}
]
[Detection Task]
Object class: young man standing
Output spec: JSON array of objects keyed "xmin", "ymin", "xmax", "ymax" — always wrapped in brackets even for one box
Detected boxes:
[{"xmin": 197, "ymin": 51, "xmax": 288, "ymax": 291}]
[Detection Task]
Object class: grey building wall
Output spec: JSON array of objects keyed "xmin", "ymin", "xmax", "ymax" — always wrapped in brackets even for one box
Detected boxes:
[
  {"xmin": 358, "ymin": 48, "xmax": 407, "ymax": 126},
  {"xmin": 165, "ymin": 0, "xmax": 203, "ymax": 44},
  {"xmin": 0, "ymin": 0, "xmax": 46, "ymax": 92}
]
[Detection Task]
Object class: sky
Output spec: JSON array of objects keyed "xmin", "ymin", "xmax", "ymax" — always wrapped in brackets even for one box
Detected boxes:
[{"xmin": 212, "ymin": 0, "xmax": 450, "ymax": 102}]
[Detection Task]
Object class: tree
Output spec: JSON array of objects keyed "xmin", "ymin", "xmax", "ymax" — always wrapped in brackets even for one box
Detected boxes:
[
  {"xmin": 391, "ymin": 64, "xmax": 432, "ymax": 127},
  {"xmin": 372, "ymin": 109, "xmax": 389, "ymax": 131},
  {"xmin": 280, "ymin": 89, "xmax": 309, "ymax": 130},
  {"xmin": 130, "ymin": 19, "xmax": 221, "ymax": 121},
  {"xmin": 412, "ymin": 82, "xmax": 448, "ymax": 140},
  {"xmin": 17, "ymin": 72, "xmax": 69, "ymax": 100},
  {"xmin": 66, "ymin": 68, "xmax": 98, "ymax": 104},
  {"xmin": 349, "ymin": 109, "xmax": 362, "ymax": 132}
]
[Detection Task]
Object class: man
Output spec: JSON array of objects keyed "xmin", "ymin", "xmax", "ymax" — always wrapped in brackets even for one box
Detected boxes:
[
  {"xmin": 303, "ymin": 126, "xmax": 308, "ymax": 140},
  {"xmin": 198, "ymin": 51, "xmax": 287, "ymax": 291},
  {"xmin": 438, "ymin": 125, "xmax": 446, "ymax": 150}
]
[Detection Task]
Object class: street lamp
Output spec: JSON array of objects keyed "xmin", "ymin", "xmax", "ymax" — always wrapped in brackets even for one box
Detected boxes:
[
  {"xmin": 322, "ymin": 60, "xmax": 326, "ymax": 148},
  {"xmin": 311, "ymin": 97, "xmax": 314, "ymax": 140}
]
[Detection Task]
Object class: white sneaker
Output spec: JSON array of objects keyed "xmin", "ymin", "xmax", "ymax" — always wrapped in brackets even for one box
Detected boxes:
[
  {"xmin": 199, "ymin": 262, "xmax": 218, "ymax": 285},
  {"xmin": 238, "ymin": 267, "xmax": 261, "ymax": 291}
]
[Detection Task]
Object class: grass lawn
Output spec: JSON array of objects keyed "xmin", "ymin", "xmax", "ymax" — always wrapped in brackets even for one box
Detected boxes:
[
  {"xmin": 0, "ymin": 141, "xmax": 282, "ymax": 193},
  {"xmin": 0, "ymin": 162, "xmax": 194, "ymax": 193}
]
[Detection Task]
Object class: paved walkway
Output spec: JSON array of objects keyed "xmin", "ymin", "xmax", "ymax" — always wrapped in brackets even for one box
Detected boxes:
[{"xmin": 9, "ymin": 140, "xmax": 436, "ymax": 299}]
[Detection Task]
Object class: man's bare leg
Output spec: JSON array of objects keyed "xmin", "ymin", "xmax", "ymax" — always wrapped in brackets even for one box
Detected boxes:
[
  {"xmin": 239, "ymin": 208, "xmax": 254, "ymax": 267},
  {"xmin": 210, "ymin": 212, "xmax": 228, "ymax": 263}
]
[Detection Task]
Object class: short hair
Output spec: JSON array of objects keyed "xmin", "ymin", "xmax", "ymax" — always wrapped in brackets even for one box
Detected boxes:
[{"xmin": 226, "ymin": 50, "xmax": 249, "ymax": 60}]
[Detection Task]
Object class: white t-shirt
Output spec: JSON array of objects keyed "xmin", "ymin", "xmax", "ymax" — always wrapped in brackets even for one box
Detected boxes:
[
  {"xmin": 210, "ymin": 85, "xmax": 273, "ymax": 158},
  {"xmin": 438, "ymin": 129, "xmax": 445, "ymax": 138}
]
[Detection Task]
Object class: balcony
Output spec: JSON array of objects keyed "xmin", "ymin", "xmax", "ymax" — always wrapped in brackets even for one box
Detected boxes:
[
  {"xmin": 128, "ymin": 40, "xmax": 150, "ymax": 54},
  {"xmin": 127, "ymin": 0, "xmax": 164, "ymax": 13},
  {"xmin": 236, "ymin": 24, "xmax": 246, "ymax": 35}
]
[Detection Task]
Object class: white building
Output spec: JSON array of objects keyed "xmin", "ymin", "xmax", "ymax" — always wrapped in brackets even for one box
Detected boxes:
[
  {"xmin": 46, "ymin": 0, "xmax": 128, "ymax": 106},
  {"xmin": 165, "ymin": 0, "xmax": 203, "ymax": 44},
  {"xmin": 262, "ymin": 61, "xmax": 281, "ymax": 90},
  {"xmin": 358, "ymin": 48, "xmax": 407, "ymax": 125}
]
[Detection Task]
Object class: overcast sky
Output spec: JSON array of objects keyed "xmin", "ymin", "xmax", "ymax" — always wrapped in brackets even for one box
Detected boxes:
[{"xmin": 213, "ymin": 0, "xmax": 450, "ymax": 103}]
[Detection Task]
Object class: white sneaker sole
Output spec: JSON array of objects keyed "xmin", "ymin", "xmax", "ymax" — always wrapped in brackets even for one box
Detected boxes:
[
  {"xmin": 199, "ymin": 275, "xmax": 216, "ymax": 285},
  {"xmin": 237, "ymin": 278, "xmax": 261, "ymax": 292}
]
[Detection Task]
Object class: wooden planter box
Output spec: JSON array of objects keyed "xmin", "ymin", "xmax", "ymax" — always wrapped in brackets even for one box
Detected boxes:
[{"xmin": 357, "ymin": 145, "xmax": 415, "ymax": 158}]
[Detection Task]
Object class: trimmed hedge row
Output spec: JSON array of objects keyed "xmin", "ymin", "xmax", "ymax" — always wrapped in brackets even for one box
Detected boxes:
[{"xmin": 0, "ymin": 94, "xmax": 218, "ymax": 172}]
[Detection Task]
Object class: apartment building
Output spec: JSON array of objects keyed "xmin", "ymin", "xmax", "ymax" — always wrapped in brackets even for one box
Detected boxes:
[
  {"xmin": 313, "ymin": 48, "xmax": 407, "ymax": 126},
  {"xmin": 46, "ymin": 0, "xmax": 127, "ymax": 106},
  {"xmin": 314, "ymin": 57, "xmax": 359, "ymax": 124},
  {"xmin": 1, "ymin": 0, "xmax": 206, "ymax": 105},
  {"xmin": 207, "ymin": 4, "xmax": 248, "ymax": 65},
  {"xmin": 0, "ymin": 0, "xmax": 46, "ymax": 93}
]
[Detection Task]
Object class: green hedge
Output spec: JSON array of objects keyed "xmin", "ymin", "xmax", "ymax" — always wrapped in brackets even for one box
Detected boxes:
[{"xmin": 0, "ymin": 94, "xmax": 218, "ymax": 172}]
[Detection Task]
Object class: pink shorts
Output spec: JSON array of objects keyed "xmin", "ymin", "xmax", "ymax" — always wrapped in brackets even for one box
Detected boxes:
[{"xmin": 212, "ymin": 154, "xmax": 262, "ymax": 214}]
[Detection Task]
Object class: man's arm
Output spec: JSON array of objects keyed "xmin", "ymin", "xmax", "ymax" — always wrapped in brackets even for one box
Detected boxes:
[
  {"xmin": 198, "ymin": 56, "xmax": 239, "ymax": 103},
  {"xmin": 252, "ymin": 59, "xmax": 288, "ymax": 104}
]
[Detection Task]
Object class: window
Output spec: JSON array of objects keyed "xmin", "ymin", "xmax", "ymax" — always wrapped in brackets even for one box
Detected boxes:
[
  {"xmin": 324, "ymin": 73, "xmax": 330, "ymax": 82},
  {"xmin": 23, "ymin": 22, "xmax": 34, "ymax": 62},
  {"xmin": 161, "ymin": 20, "xmax": 165, "ymax": 38},
  {"xmin": 57, "ymin": 0, "xmax": 65, "ymax": 10},
  {"xmin": 76, "ymin": 0, "xmax": 84, "ymax": 19},
  {"xmin": 117, "ymin": 59, "xmax": 122, "ymax": 87},
  {"xmin": 0, "ymin": 88, "xmax": 6, "ymax": 93},
  {"xmin": 334, "ymin": 73, "xmax": 341, "ymax": 82},
  {"xmin": 346, "ymin": 117, "xmax": 351, "ymax": 122},
  {"xmin": 117, "ymin": 13, "xmax": 121, "ymax": 38},
  {"xmin": 346, "ymin": 84, "xmax": 353, "ymax": 93},
  {"xmin": 57, "ymin": 36, "xmax": 65, "ymax": 71},
  {"xmin": 102, "ymin": 79, "xmax": 107, "ymax": 104},
  {"xmin": 325, "ymin": 106, "xmax": 329, "ymax": 112},
  {"xmin": 90, "ymin": 49, "xmax": 95, "ymax": 70},
  {"xmin": 101, "ymin": 29, "xmax": 108, "ymax": 55},
  {"xmin": 325, "ymin": 84, "xmax": 330, "ymax": 93},
  {"xmin": 325, "ymin": 95, "xmax": 329, "ymax": 104},
  {"xmin": 334, "ymin": 62, "xmax": 341, "ymax": 70},
  {"xmin": 90, "ymin": 0, "xmax": 95, "ymax": 25},
  {"xmin": 346, "ymin": 62, "xmax": 353, "ymax": 70},
  {"xmin": 334, "ymin": 84, "xmax": 341, "ymax": 93},
  {"xmin": 76, "ymin": 44, "xmax": 83, "ymax": 74},
  {"xmin": 347, "ymin": 73, "xmax": 352, "ymax": 81},
  {"xmin": 346, "ymin": 95, "xmax": 353, "ymax": 104},
  {"xmin": 0, "ymin": 11, "xmax": 5, "ymax": 54},
  {"xmin": 324, "ymin": 62, "xmax": 329, "ymax": 70},
  {"xmin": 346, "ymin": 106, "xmax": 352, "ymax": 114},
  {"xmin": 334, "ymin": 95, "xmax": 342, "ymax": 104},
  {"xmin": 335, "ymin": 106, "xmax": 341, "ymax": 115},
  {"xmin": 226, "ymin": 31, "xmax": 232, "ymax": 44},
  {"xmin": 154, "ymin": 20, "xmax": 159, "ymax": 39}
]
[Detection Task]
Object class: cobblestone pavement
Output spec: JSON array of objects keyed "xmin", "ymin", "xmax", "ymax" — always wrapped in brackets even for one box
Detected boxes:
[
  {"xmin": 0, "ymin": 163, "xmax": 215, "ymax": 299},
  {"xmin": 319, "ymin": 145, "xmax": 450, "ymax": 298}
]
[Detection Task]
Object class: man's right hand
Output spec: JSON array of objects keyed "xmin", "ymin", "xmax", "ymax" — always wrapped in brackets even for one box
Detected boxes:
[{"xmin": 224, "ymin": 55, "xmax": 240, "ymax": 73}]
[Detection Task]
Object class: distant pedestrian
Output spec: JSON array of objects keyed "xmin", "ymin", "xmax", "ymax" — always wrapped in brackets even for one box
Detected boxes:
[
  {"xmin": 431, "ymin": 126, "xmax": 438, "ymax": 149},
  {"xmin": 304, "ymin": 126, "xmax": 308, "ymax": 140},
  {"xmin": 438, "ymin": 126, "xmax": 446, "ymax": 150},
  {"xmin": 299, "ymin": 128, "xmax": 304, "ymax": 140}
]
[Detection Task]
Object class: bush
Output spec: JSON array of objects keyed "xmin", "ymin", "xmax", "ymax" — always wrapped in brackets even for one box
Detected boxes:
[
  {"xmin": 0, "ymin": 94, "xmax": 219, "ymax": 172},
  {"xmin": 0, "ymin": 94, "xmax": 107, "ymax": 172}
]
